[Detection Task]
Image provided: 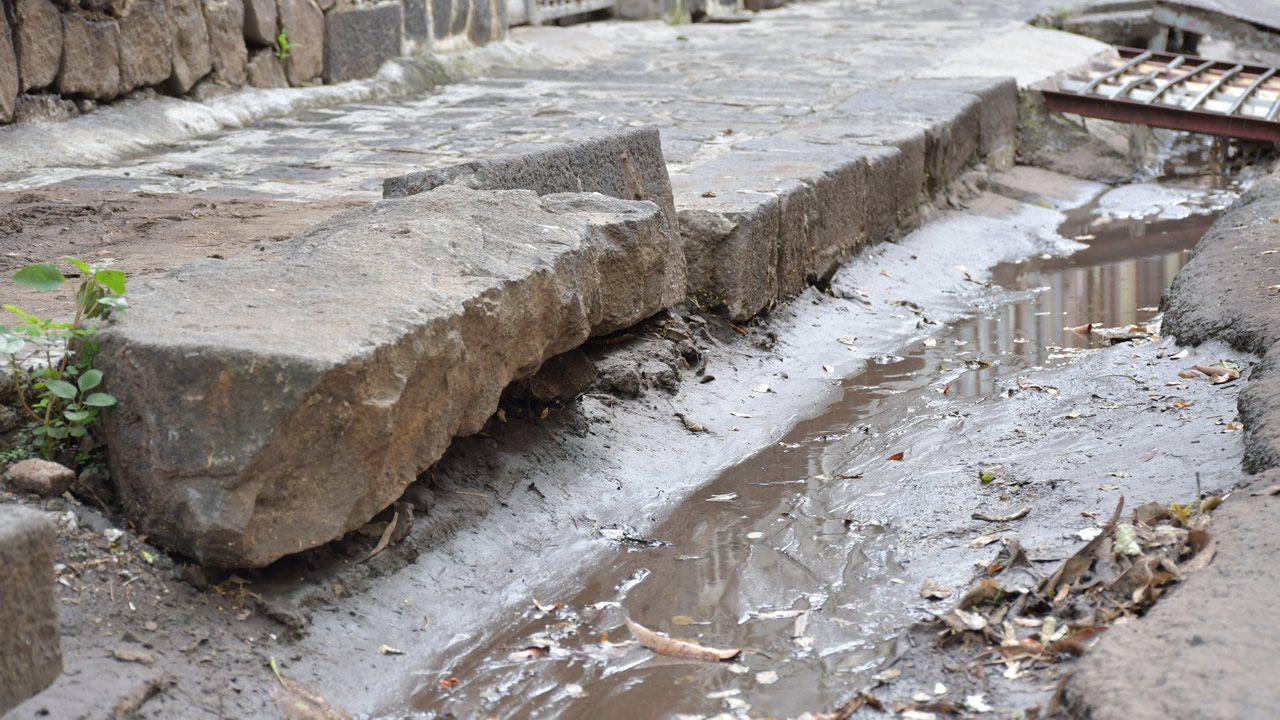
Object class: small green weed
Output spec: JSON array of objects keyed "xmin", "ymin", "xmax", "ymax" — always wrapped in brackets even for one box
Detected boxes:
[
  {"xmin": 1, "ymin": 257, "xmax": 127, "ymax": 460},
  {"xmin": 275, "ymin": 28, "xmax": 299, "ymax": 61}
]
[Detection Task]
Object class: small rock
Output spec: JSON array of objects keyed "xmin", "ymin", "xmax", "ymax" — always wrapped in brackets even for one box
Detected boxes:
[
  {"xmin": 0, "ymin": 404, "xmax": 21, "ymax": 433},
  {"xmin": 112, "ymin": 646, "xmax": 155, "ymax": 665},
  {"xmin": 104, "ymin": 528, "xmax": 126, "ymax": 544},
  {"xmin": 6, "ymin": 459, "xmax": 76, "ymax": 497}
]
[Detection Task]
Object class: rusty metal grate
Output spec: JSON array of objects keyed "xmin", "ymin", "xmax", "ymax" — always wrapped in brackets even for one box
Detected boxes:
[{"xmin": 1038, "ymin": 47, "xmax": 1280, "ymax": 143}]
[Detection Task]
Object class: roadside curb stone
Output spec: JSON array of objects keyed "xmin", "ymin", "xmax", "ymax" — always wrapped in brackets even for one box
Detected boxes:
[
  {"xmin": 97, "ymin": 186, "xmax": 678, "ymax": 567},
  {"xmin": 1162, "ymin": 175, "xmax": 1280, "ymax": 473},
  {"xmin": 384, "ymin": 126, "xmax": 685, "ymax": 312},
  {"xmin": 0, "ymin": 505, "xmax": 61, "ymax": 715}
]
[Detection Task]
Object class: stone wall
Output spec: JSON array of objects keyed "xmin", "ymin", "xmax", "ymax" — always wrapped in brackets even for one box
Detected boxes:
[{"xmin": 0, "ymin": 0, "xmax": 507, "ymax": 125}]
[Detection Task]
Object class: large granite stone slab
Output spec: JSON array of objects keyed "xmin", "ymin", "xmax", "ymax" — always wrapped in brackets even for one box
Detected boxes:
[
  {"xmin": 97, "ymin": 186, "xmax": 675, "ymax": 567},
  {"xmin": 384, "ymin": 126, "xmax": 685, "ymax": 313},
  {"xmin": 0, "ymin": 506, "xmax": 61, "ymax": 715}
]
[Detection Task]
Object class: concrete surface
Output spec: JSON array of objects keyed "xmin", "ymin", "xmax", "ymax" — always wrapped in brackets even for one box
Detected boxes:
[
  {"xmin": 0, "ymin": 505, "xmax": 61, "ymax": 715},
  {"xmin": 96, "ymin": 186, "xmax": 680, "ymax": 567}
]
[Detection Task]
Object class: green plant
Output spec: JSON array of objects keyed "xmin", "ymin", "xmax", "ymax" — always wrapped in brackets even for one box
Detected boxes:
[
  {"xmin": 275, "ymin": 28, "xmax": 298, "ymax": 60},
  {"xmin": 1, "ymin": 257, "xmax": 127, "ymax": 460}
]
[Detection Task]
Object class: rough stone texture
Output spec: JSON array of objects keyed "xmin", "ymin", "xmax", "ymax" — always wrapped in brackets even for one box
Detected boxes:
[
  {"xmin": 450, "ymin": 0, "xmax": 466, "ymax": 35},
  {"xmin": 13, "ymin": 0, "xmax": 61, "ymax": 92},
  {"xmin": 242, "ymin": 0, "xmax": 277, "ymax": 46},
  {"xmin": 1162, "ymin": 177, "xmax": 1280, "ymax": 474},
  {"xmin": 901, "ymin": 76, "xmax": 1019, "ymax": 160},
  {"xmin": 835, "ymin": 83, "xmax": 982, "ymax": 197},
  {"xmin": 203, "ymin": 0, "xmax": 249, "ymax": 85},
  {"xmin": 402, "ymin": 0, "xmax": 427, "ymax": 46},
  {"xmin": 384, "ymin": 126, "xmax": 684, "ymax": 314},
  {"xmin": 246, "ymin": 46, "xmax": 288, "ymax": 87},
  {"xmin": 1162, "ymin": 177, "xmax": 1280, "ymax": 356},
  {"xmin": 1064, "ymin": 469, "xmax": 1280, "ymax": 720},
  {"xmin": 168, "ymin": 0, "xmax": 214, "ymax": 94},
  {"xmin": 56, "ymin": 14, "xmax": 121, "ymax": 100},
  {"xmin": 0, "ymin": 11, "xmax": 16, "ymax": 123},
  {"xmin": 0, "ymin": 505, "xmax": 61, "ymax": 715},
  {"xmin": 468, "ymin": 0, "xmax": 489, "ymax": 44},
  {"xmin": 4, "ymin": 459, "xmax": 76, "ymax": 496},
  {"xmin": 430, "ymin": 0, "xmax": 449, "ymax": 39},
  {"xmin": 514, "ymin": 348, "xmax": 598, "ymax": 404},
  {"xmin": 117, "ymin": 0, "xmax": 173, "ymax": 92},
  {"xmin": 11, "ymin": 92, "xmax": 77, "ymax": 122},
  {"xmin": 322, "ymin": 2, "xmax": 401, "ymax": 84},
  {"xmin": 276, "ymin": 0, "xmax": 323, "ymax": 86},
  {"xmin": 97, "ymin": 186, "xmax": 678, "ymax": 567}
]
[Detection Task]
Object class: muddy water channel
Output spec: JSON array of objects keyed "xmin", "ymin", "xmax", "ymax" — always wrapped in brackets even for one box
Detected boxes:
[{"xmin": 399, "ymin": 181, "xmax": 1230, "ymax": 719}]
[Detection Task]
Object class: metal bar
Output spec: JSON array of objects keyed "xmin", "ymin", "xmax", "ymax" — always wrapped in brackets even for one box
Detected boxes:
[
  {"xmin": 1227, "ymin": 68, "xmax": 1276, "ymax": 115},
  {"xmin": 1268, "ymin": 94, "xmax": 1280, "ymax": 122},
  {"xmin": 1146, "ymin": 60, "xmax": 1216, "ymax": 105},
  {"xmin": 1114, "ymin": 56, "xmax": 1186, "ymax": 98},
  {"xmin": 1042, "ymin": 89, "xmax": 1280, "ymax": 143},
  {"xmin": 1083, "ymin": 51, "xmax": 1155, "ymax": 93},
  {"xmin": 1186, "ymin": 64, "xmax": 1243, "ymax": 110}
]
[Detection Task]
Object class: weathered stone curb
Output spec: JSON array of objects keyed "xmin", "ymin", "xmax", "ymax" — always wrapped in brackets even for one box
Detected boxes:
[
  {"xmin": 1065, "ymin": 174, "xmax": 1280, "ymax": 718},
  {"xmin": 384, "ymin": 125, "xmax": 685, "ymax": 310},
  {"xmin": 1162, "ymin": 175, "xmax": 1280, "ymax": 472},
  {"xmin": 674, "ymin": 76, "xmax": 1017, "ymax": 320},
  {"xmin": 0, "ymin": 505, "xmax": 61, "ymax": 715},
  {"xmin": 98, "ymin": 186, "xmax": 678, "ymax": 567}
]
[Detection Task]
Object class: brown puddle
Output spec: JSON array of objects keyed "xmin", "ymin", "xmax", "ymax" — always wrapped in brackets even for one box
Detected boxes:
[{"xmin": 394, "ymin": 197, "xmax": 1220, "ymax": 719}]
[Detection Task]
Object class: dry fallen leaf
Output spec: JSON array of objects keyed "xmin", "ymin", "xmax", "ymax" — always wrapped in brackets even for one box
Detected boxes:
[
  {"xmin": 972, "ymin": 507, "xmax": 1030, "ymax": 523},
  {"xmin": 965, "ymin": 534, "xmax": 1003, "ymax": 548},
  {"xmin": 270, "ymin": 677, "xmax": 353, "ymax": 720},
  {"xmin": 1178, "ymin": 371, "xmax": 1199, "ymax": 379},
  {"xmin": 1251, "ymin": 485, "xmax": 1280, "ymax": 496},
  {"xmin": 533, "ymin": 599, "xmax": 562, "ymax": 613},
  {"xmin": 1169, "ymin": 349, "xmax": 1189, "ymax": 360},
  {"xmin": 1065, "ymin": 323, "xmax": 1093, "ymax": 335},
  {"xmin": 822, "ymin": 364, "xmax": 835, "ymax": 373},
  {"xmin": 377, "ymin": 645, "xmax": 405, "ymax": 656},
  {"xmin": 1172, "ymin": 400, "xmax": 1195, "ymax": 409},
  {"xmin": 1193, "ymin": 364, "xmax": 1240, "ymax": 384},
  {"xmin": 920, "ymin": 579, "xmax": 954, "ymax": 600},
  {"xmin": 625, "ymin": 618, "xmax": 740, "ymax": 661},
  {"xmin": 887, "ymin": 451, "xmax": 905, "ymax": 461}
]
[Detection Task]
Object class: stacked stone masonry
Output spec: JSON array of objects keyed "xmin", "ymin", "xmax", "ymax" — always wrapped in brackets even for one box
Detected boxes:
[{"xmin": 0, "ymin": 0, "xmax": 507, "ymax": 124}]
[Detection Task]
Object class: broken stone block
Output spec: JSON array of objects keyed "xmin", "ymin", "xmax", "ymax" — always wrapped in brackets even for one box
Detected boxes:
[
  {"xmin": 168, "ymin": 0, "xmax": 214, "ymax": 93},
  {"xmin": 203, "ymin": 0, "xmax": 249, "ymax": 85},
  {"xmin": 97, "ymin": 186, "xmax": 677, "ymax": 567},
  {"xmin": 0, "ymin": 506, "xmax": 61, "ymax": 715},
  {"xmin": 242, "ymin": 0, "xmax": 277, "ymax": 46},
  {"xmin": 13, "ymin": 0, "xmax": 61, "ymax": 93},
  {"xmin": 383, "ymin": 126, "xmax": 684, "ymax": 313},
  {"xmin": 276, "ymin": 0, "xmax": 323, "ymax": 86},
  {"xmin": 246, "ymin": 47, "xmax": 288, "ymax": 87},
  {"xmin": 56, "ymin": 14, "xmax": 122, "ymax": 100},
  {"xmin": 118, "ymin": 0, "xmax": 173, "ymax": 92},
  {"xmin": 322, "ymin": 2, "xmax": 401, "ymax": 84},
  {"xmin": 0, "ymin": 12, "xmax": 16, "ymax": 123},
  {"xmin": 4, "ymin": 459, "xmax": 76, "ymax": 496}
]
